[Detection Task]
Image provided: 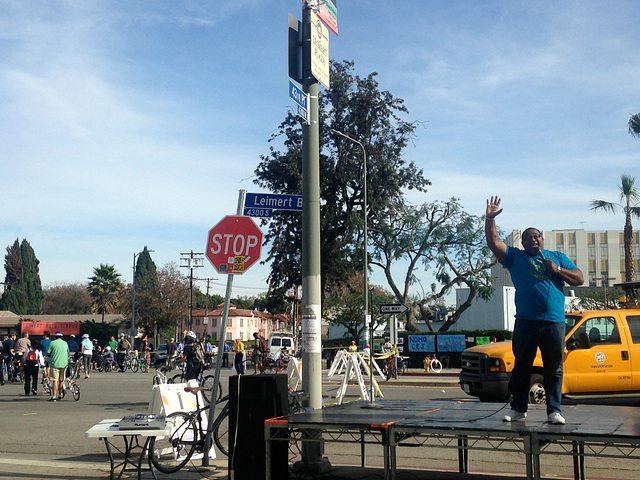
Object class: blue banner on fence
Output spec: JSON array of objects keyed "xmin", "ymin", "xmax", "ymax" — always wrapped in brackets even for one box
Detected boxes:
[
  {"xmin": 408, "ymin": 335, "xmax": 436, "ymax": 352},
  {"xmin": 436, "ymin": 334, "xmax": 467, "ymax": 352}
]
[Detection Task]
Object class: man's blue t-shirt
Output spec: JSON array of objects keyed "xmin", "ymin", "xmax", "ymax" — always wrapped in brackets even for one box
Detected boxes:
[
  {"xmin": 40, "ymin": 338, "xmax": 52, "ymax": 355},
  {"xmin": 501, "ymin": 246, "xmax": 578, "ymax": 323}
]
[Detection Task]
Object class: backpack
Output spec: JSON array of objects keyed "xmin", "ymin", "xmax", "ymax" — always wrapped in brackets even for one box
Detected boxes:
[
  {"xmin": 191, "ymin": 343, "xmax": 204, "ymax": 365},
  {"xmin": 25, "ymin": 349, "xmax": 37, "ymax": 365}
]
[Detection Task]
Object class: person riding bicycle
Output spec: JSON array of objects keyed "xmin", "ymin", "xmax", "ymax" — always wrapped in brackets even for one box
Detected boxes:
[
  {"xmin": 1, "ymin": 333, "xmax": 16, "ymax": 384},
  {"xmin": 115, "ymin": 333, "xmax": 131, "ymax": 372},
  {"xmin": 252, "ymin": 332, "xmax": 268, "ymax": 374},
  {"xmin": 183, "ymin": 331, "xmax": 204, "ymax": 381},
  {"xmin": 102, "ymin": 346, "xmax": 115, "ymax": 370}
]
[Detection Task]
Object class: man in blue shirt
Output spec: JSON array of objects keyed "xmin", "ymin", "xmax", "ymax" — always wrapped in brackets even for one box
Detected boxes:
[{"xmin": 485, "ymin": 196, "xmax": 584, "ymax": 425}]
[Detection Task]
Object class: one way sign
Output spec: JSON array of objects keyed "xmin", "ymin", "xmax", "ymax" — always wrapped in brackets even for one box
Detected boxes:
[{"xmin": 379, "ymin": 304, "xmax": 409, "ymax": 314}]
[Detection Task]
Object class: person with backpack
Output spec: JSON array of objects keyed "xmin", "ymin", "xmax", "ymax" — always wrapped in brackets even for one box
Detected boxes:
[
  {"xmin": 22, "ymin": 344, "xmax": 44, "ymax": 396},
  {"xmin": 183, "ymin": 331, "xmax": 204, "ymax": 381},
  {"xmin": 252, "ymin": 332, "xmax": 268, "ymax": 374},
  {"xmin": 80, "ymin": 334, "xmax": 93, "ymax": 378}
]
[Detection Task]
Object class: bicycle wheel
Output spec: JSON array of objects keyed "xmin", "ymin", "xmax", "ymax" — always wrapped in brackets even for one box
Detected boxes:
[
  {"xmin": 71, "ymin": 383, "xmax": 80, "ymax": 401},
  {"xmin": 42, "ymin": 378, "xmax": 51, "ymax": 395},
  {"xmin": 430, "ymin": 358, "xmax": 443, "ymax": 374},
  {"xmin": 213, "ymin": 403, "xmax": 229, "ymax": 457},
  {"xmin": 149, "ymin": 412, "xmax": 197, "ymax": 474},
  {"xmin": 200, "ymin": 375, "xmax": 223, "ymax": 404},
  {"xmin": 131, "ymin": 361, "xmax": 139, "ymax": 373},
  {"xmin": 275, "ymin": 359, "xmax": 286, "ymax": 373},
  {"xmin": 171, "ymin": 373, "xmax": 186, "ymax": 384}
]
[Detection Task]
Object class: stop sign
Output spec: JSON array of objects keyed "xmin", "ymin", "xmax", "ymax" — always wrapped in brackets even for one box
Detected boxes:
[{"xmin": 206, "ymin": 215, "xmax": 263, "ymax": 274}]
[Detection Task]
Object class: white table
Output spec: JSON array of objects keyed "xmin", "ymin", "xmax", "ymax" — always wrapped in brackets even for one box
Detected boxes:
[{"xmin": 85, "ymin": 418, "xmax": 171, "ymax": 480}]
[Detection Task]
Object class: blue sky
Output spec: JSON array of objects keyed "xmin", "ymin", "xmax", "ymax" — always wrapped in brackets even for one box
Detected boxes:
[{"xmin": 1, "ymin": 1, "xmax": 639, "ymax": 300}]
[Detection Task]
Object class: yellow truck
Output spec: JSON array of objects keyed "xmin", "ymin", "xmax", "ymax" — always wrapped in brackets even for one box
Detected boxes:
[{"xmin": 459, "ymin": 307, "xmax": 640, "ymax": 404}]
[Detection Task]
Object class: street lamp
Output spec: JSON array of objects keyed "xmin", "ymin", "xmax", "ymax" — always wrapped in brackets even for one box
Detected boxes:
[
  {"xmin": 331, "ymin": 128, "xmax": 376, "ymax": 405},
  {"xmin": 131, "ymin": 249, "xmax": 154, "ymax": 342}
]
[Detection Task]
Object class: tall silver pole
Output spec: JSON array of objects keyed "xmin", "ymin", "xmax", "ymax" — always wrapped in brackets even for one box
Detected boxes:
[
  {"xmin": 297, "ymin": 3, "xmax": 330, "ymax": 473},
  {"xmin": 330, "ymin": 129, "xmax": 374, "ymax": 404}
]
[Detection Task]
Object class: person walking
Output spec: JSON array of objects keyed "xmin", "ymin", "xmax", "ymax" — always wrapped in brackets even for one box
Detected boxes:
[
  {"xmin": 116, "ymin": 334, "xmax": 131, "ymax": 372},
  {"xmin": 47, "ymin": 331, "xmax": 70, "ymax": 402},
  {"xmin": 39, "ymin": 331, "xmax": 52, "ymax": 378},
  {"xmin": 14, "ymin": 332, "xmax": 31, "ymax": 358},
  {"xmin": 80, "ymin": 334, "xmax": 93, "ymax": 378},
  {"xmin": 485, "ymin": 196, "xmax": 584, "ymax": 425},
  {"xmin": 233, "ymin": 338, "xmax": 245, "ymax": 375},
  {"xmin": 252, "ymin": 332, "xmax": 267, "ymax": 374},
  {"xmin": 222, "ymin": 341, "xmax": 230, "ymax": 368},
  {"xmin": 166, "ymin": 337, "xmax": 178, "ymax": 369},
  {"xmin": 22, "ymin": 344, "xmax": 44, "ymax": 396}
]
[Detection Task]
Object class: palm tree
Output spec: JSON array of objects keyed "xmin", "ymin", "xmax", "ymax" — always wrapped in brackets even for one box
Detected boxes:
[
  {"xmin": 590, "ymin": 174, "xmax": 640, "ymax": 282},
  {"xmin": 629, "ymin": 113, "xmax": 640, "ymax": 138},
  {"xmin": 87, "ymin": 264, "xmax": 122, "ymax": 322}
]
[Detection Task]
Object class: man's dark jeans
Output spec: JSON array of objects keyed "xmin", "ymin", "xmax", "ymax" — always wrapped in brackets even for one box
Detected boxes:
[{"xmin": 510, "ymin": 318, "xmax": 565, "ymax": 415}]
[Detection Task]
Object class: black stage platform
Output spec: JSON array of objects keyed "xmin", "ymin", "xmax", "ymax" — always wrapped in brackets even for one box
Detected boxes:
[{"xmin": 265, "ymin": 399, "xmax": 640, "ymax": 480}]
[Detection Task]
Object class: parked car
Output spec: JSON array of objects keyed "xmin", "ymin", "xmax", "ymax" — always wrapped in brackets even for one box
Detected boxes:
[
  {"xmin": 459, "ymin": 306, "xmax": 640, "ymax": 404},
  {"xmin": 268, "ymin": 333, "xmax": 296, "ymax": 356},
  {"xmin": 153, "ymin": 343, "xmax": 168, "ymax": 365}
]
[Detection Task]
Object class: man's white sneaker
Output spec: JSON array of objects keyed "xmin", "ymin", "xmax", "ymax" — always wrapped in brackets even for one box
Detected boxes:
[
  {"xmin": 547, "ymin": 412, "xmax": 565, "ymax": 424},
  {"xmin": 503, "ymin": 409, "xmax": 527, "ymax": 422}
]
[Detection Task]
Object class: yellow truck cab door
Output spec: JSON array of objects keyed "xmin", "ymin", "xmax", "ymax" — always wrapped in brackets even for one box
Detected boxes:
[
  {"xmin": 625, "ymin": 314, "xmax": 640, "ymax": 390},
  {"xmin": 563, "ymin": 314, "xmax": 632, "ymax": 393}
]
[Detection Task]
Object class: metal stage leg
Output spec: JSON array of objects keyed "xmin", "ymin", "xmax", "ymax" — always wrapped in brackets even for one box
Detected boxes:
[
  {"xmin": 265, "ymin": 423, "xmax": 272, "ymax": 480},
  {"xmin": 457, "ymin": 435, "xmax": 469, "ymax": 473},
  {"xmin": 572, "ymin": 441, "xmax": 585, "ymax": 480}
]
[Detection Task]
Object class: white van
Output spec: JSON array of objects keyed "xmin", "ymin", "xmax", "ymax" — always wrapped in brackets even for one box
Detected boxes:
[{"xmin": 268, "ymin": 333, "xmax": 296, "ymax": 356}]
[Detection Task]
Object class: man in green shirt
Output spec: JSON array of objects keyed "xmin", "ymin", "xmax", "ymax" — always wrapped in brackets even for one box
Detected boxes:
[
  {"xmin": 47, "ymin": 331, "xmax": 70, "ymax": 401},
  {"xmin": 107, "ymin": 335, "xmax": 118, "ymax": 352}
]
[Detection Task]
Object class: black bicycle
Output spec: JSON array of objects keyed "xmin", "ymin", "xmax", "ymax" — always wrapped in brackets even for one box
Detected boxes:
[
  {"xmin": 170, "ymin": 368, "xmax": 223, "ymax": 404},
  {"xmin": 149, "ymin": 386, "xmax": 229, "ymax": 473}
]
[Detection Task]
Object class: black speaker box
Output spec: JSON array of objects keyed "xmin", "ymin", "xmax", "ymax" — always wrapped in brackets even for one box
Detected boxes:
[{"xmin": 228, "ymin": 374, "xmax": 289, "ymax": 479}]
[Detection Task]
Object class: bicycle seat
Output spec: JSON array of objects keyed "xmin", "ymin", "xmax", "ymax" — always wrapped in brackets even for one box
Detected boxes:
[{"xmin": 184, "ymin": 386, "xmax": 206, "ymax": 395}]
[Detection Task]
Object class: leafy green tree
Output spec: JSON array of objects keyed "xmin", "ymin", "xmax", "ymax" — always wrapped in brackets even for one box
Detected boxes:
[
  {"xmin": 0, "ymin": 239, "xmax": 43, "ymax": 314},
  {"xmin": 153, "ymin": 263, "xmax": 189, "ymax": 340},
  {"xmin": 629, "ymin": 113, "xmax": 640, "ymax": 138},
  {"xmin": 591, "ymin": 174, "xmax": 640, "ymax": 282},
  {"xmin": 87, "ymin": 264, "xmax": 122, "ymax": 322},
  {"xmin": 323, "ymin": 273, "xmax": 395, "ymax": 339},
  {"xmin": 254, "ymin": 60, "xmax": 429, "ymax": 305},
  {"xmin": 42, "ymin": 283, "xmax": 92, "ymax": 314},
  {"xmin": 133, "ymin": 247, "xmax": 158, "ymax": 334},
  {"xmin": 193, "ymin": 287, "xmax": 224, "ymax": 311},
  {"xmin": 369, "ymin": 198, "xmax": 495, "ymax": 332}
]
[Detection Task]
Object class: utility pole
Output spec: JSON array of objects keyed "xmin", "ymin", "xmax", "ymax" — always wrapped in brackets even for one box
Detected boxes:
[
  {"xmin": 595, "ymin": 276, "xmax": 616, "ymax": 308},
  {"xmin": 180, "ymin": 251, "xmax": 204, "ymax": 331},
  {"xmin": 194, "ymin": 277, "xmax": 218, "ymax": 338},
  {"xmin": 297, "ymin": 1, "xmax": 331, "ymax": 474}
]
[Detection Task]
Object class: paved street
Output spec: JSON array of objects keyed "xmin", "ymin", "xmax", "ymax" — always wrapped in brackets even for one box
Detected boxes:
[{"xmin": 0, "ymin": 365, "xmax": 637, "ymax": 480}]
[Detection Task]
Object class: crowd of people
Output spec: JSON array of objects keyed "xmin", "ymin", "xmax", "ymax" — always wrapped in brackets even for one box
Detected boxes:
[{"xmin": 0, "ymin": 330, "xmax": 146, "ymax": 401}]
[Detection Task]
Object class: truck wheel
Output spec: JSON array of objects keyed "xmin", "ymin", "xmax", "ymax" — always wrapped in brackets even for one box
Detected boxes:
[{"xmin": 528, "ymin": 374, "xmax": 546, "ymax": 404}]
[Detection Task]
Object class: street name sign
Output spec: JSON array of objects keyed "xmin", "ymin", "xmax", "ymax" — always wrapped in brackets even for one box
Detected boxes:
[
  {"xmin": 245, "ymin": 192, "xmax": 303, "ymax": 211},
  {"xmin": 379, "ymin": 304, "xmax": 409, "ymax": 314},
  {"xmin": 289, "ymin": 80, "xmax": 309, "ymax": 124},
  {"xmin": 289, "ymin": 80, "xmax": 308, "ymax": 110}
]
